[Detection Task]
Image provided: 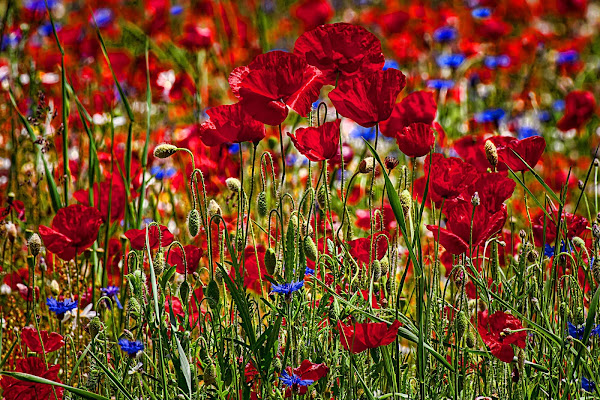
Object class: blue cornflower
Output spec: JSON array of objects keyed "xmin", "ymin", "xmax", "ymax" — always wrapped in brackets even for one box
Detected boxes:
[
  {"xmin": 383, "ymin": 59, "xmax": 399, "ymax": 71},
  {"xmin": 351, "ymin": 125, "xmax": 377, "ymax": 140},
  {"xmin": 150, "ymin": 165, "xmax": 177, "ymax": 180},
  {"xmin": 37, "ymin": 22, "xmax": 60, "ymax": 37},
  {"xmin": 553, "ymin": 99, "xmax": 565, "ymax": 112},
  {"xmin": 101, "ymin": 286, "xmax": 123, "ymax": 310},
  {"xmin": 472, "ymin": 7, "xmax": 491, "ymax": 19},
  {"xmin": 92, "ymin": 9, "xmax": 114, "ymax": 28},
  {"xmin": 484, "ymin": 55, "xmax": 511, "ymax": 69},
  {"xmin": 538, "ymin": 110, "xmax": 551, "ymax": 122},
  {"xmin": 475, "ymin": 108, "xmax": 505, "ymax": 124},
  {"xmin": 170, "ymin": 5, "xmax": 183, "ymax": 15},
  {"xmin": 556, "ymin": 50, "xmax": 579, "ymax": 65},
  {"xmin": 436, "ymin": 54, "xmax": 465, "ymax": 69},
  {"xmin": 305, "ymin": 267, "xmax": 315, "ymax": 276},
  {"xmin": 23, "ymin": 0, "xmax": 58, "ymax": 12},
  {"xmin": 544, "ymin": 244, "xmax": 555, "ymax": 258},
  {"xmin": 118, "ymin": 339, "xmax": 144, "ymax": 356},
  {"xmin": 270, "ymin": 281, "xmax": 304, "ymax": 300},
  {"xmin": 567, "ymin": 321, "xmax": 585, "ymax": 340},
  {"xmin": 433, "ymin": 26, "xmax": 457, "ymax": 43},
  {"xmin": 582, "ymin": 377, "xmax": 597, "ymax": 393},
  {"xmin": 46, "ymin": 297, "xmax": 78, "ymax": 319},
  {"xmin": 279, "ymin": 370, "xmax": 314, "ymax": 388},
  {"xmin": 518, "ymin": 127, "xmax": 540, "ymax": 139},
  {"xmin": 427, "ymin": 79, "xmax": 455, "ymax": 90}
]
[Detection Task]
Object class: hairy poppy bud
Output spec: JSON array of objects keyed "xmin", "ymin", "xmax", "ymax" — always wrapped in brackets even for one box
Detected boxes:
[
  {"xmin": 257, "ymin": 191, "xmax": 268, "ymax": 217},
  {"xmin": 317, "ymin": 185, "xmax": 327, "ymax": 209},
  {"xmin": 153, "ymin": 143, "xmax": 178, "ymax": 159},
  {"xmin": 371, "ymin": 260, "xmax": 381, "ymax": 281},
  {"xmin": 359, "ymin": 157, "xmax": 374, "ymax": 174},
  {"xmin": 205, "ymin": 279, "xmax": 220, "ymax": 308},
  {"xmin": 208, "ymin": 199, "xmax": 222, "ymax": 218},
  {"xmin": 304, "ymin": 236, "xmax": 318, "ymax": 262},
  {"xmin": 385, "ymin": 156, "xmax": 399, "ymax": 171},
  {"xmin": 400, "ymin": 189, "xmax": 411, "ymax": 217},
  {"xmin": 572, "ymin": 236, "xmax": 585, "ymax": 248},
  {"xmin": 484, "ymin": 140, "xmax": 498, "ymax": 168},
  {"xmin": 471, "ymin": 192, "xmax": 480, "ymax": 206},
  {"xmin": 127, "ymin": 297, "xmax": 142, "ymax": 319},
  {"xmin": 592, "ymin": 223, "xmax": 600, "ymax": 240},
  {"xmin": 456, "ymin": 310, "xmax": 468, "ymax": 339},
  {"xmin": 264, "ymin": 247, "xmax": 277, "ymax": 275},
  {"xmin": 28, "ymin": 233, "xmax": 41, "ymax": 257},
  {"xmin": 187, "ymin": 209, "xmax": 200, "ymax": 237},
  {"xmin": 226, "ymin": 177, "xmax": 241, "ymax": 193},
  {"xmin": 466, "ymin": 330, "xmax": 476, "ymax": 348},
  {"xmin": 593, "ymin": 258, "xmax": 600, "ymax": 284},
  {"xmin": 87, "ymin": 317, "xmax": 103, "ymax": 339},
  {"xmin": 380, "ymin": 256, "xmax": 389, "ymax": 276},
  {"xmin": 153, "ymin": 247, "xmax": 165, "ymax": 276},
  {"xmin": 203, "ymin": 363, "xmax": 216, "ymax": 386}
]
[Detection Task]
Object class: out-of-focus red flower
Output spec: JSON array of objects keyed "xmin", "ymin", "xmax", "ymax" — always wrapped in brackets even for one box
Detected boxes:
[
  {"xmin": 17, "ymin": 283, "xmax": 39, "ymax": 302},
  {"xmin": 293, "ymin": 0, "xmax": 333, "ymax": 31},
  {"xmin": 556, "ymin": 0, "xmax": 588, "ymax": 16},
  {"xmin": 379, "ymin": 10, "xmax": 410, "ymax": 35},
  {"xmin": 496, "ymin": 136, "xmax": 546, "ymax": 172},
  {"xmin": 380, "ymin": 91, "xmax": 437, "ymax": 138},
  {"xmin": 38, "ymin": 204, "xmax": 103, "ymax": 261},
  {"xmin": 395, "ymin": 123, "xmax": 436, "ymax": 158},
  {"xmin": 124, "ymin": 224, "xmax": 174, "ymax": 251},
  {"xmin": 427, "ymin": 200, "xmax": 507, "ymax": 255},
  {"xmin": 329, "ymin": 69, "xmax": 406, "ymax": 128},
  {"xmin": 288, "ymin": 119, "xmax": 341, "ymax": 162},
  {"xmin": 557, "ymin": 90, "xmax": 596, "ymax": 132},
  {"xmin": 21, "ymin": 327, "xmax": 64, "ymax": 354},
  {"xmin": 73, "ymin": 177, "xmax": 127, "ymax": 222},
  {"xmin": 228, "ymin": 245, "xmax": 270, "ymax": 294},
  {"xmin": 347, "ymin": 232, "xmax": 389, "ymax": 264},
  {"xmin": 0, "ymin": 357, "xmax": 64, "ymax": 400},
  {"xmin": 294, "ymin": 23, "xmax": 385, "ymax": 86},
  {"xmin": 178, "ymin": 23, "xmax": 214, "ymax": 50},
  {"xmin": 198, "ymin": 103, "xmax": 266, "ymax": 146},
  {"xmin": 425, "ymin": 153, "xmax": 479, "ymax": 200},
  {"xmin": 533, "ymin": 209, "xmax": 587, "ymax": 245},
  {"xmin": 229, "ymin": 51, "xmax": 323, "ymax": 126},
  {"xmin": 0, "ymin": 199, "xmax": 26, "ymax": 222},
  {"xmin": 167, "ymin": 244, "xmax": 203, "ymax": 275},
  {"xmin": 338, "ymin": 319, "xmax": 401, "ymax": 354},
  {"xmin": 478, "ymin": 310, "xmax": 526, "ymax": 363}
]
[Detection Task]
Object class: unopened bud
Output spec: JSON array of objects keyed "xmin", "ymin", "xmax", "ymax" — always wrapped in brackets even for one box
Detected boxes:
[
  {"xmin": 153, "ymin": 143, "xmax": 178, "ymax": 159},
  {"xmin": 28, "ymin": 233, "xmax": 41, "ymax": 257},
  {"xmin": 257, "ymin": 191, "xmax": 268, "ymax": 217},
  {"xmin": 226, "ymin": 178, "xmax": 241, "ymax": 193},
  {"xmin": 359, "ymin": 157, "xmax": 374, "ymax": 174},
  {"xmin": 187, "ymin": 209, "xmax": 200, "ymax": 237},
  {"xmin": 208, "ymin": 199, "xmax": 222, "ymax": 218},
  {"xmin": 484, "ymin": 140, "xmax": 498, "ymax": 168},
  {"xmin": 471, "ymin": 192, "xmax": 480, "ymax": 206}
]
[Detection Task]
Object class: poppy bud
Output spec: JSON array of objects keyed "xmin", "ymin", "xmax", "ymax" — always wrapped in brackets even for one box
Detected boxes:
[
  {"xmin": 264, "ymin": 247, "xmax": 277, "ymax": 275},
  {"xmin": 127, "ymin": 297, "xmax": 142, "ymax": 319},
  {"xmin": 484, "ymin": 140, "xmax": 498, "ymax": 168},
  {"xmin": 519, "ymin": 229, "xmax": 527, "ymax": 241},
  {"xmin": 400, "ymin": 189, "xmax": 411, "ymax": 217},
  {"xmin": 466, "ymin": 330, "xmax": 476, "ymax": 348},
  {"xmin": 527, "ymin": 249, "xmax": 539, "ymax": 263},
  {"xmin": 385, "ymin": 156, "xmax": 399, "ymax": 171},
  {"xmin": 50, "ymin": 280, "xmax": 60, "ymax": 295},
  {"xmin": 317, "ymin": 185, "xmax": 327, "ymax": 209},
  {"xmin": 471, "ymin": 192, "xmax": 480, "ymax": 206},
  {"xmin": 575, "ymin": 306, "xmax": 584, "ymax": 325},
  {"xmin": 359, "ymin": 157, "xmax": 374, "ymax": 174},
  {"xmin": 517, "ymin": 349, "xmax": 525, "ymax": 371},
  {"xmin": 208, "ymin": 199, "xmax": 222, "ymax": 218},
  {"xmin": 226, "ymin": 178, "xmax": 241, "ymax": 193},
  {"xmin": 153, "ymin": 143, "xmax": 178, "ymax": 159},
  {"xmin": 272, "ymin": 357, "xmax": 282, "ymax": 372},
  {"xmin": 187, "ymin": 209, "xmax": 200, "ymax": 237},
  {"xmin": 371, "ymin": 260, "xmax": 381, "ymax": 281},
  {"xmin": 7, "ymin": 192, "xmax": 15, "ymax": 204},
  {"xmin": 380, "ymin": 256, "xmax": 389, "ymax": 276},
  {"xmin": 304, "ymin": 236, "xmax": 318, "ymax": 261},
  {"xmin": 153, "ymin": 247, "xmax": 165, "ymax": 276},
  {"xmin": 28, "ymin": 233, "xmax": 41, "ymax": 257},
  {"xmin": 559, "ymin": 302, "xmax": 570, "ymax": 321},
  {"xmin": 257, "ymin": 191, "xmax": 268, "ymax": 217},
  {"xmin": 87, "ymin": 316, "xmax": 103, "ymax": 339},
  {"xmin": 572, "ymin": 236, "xmax": 585, "ymax": 248},
  {"xmin": 593, "ymin": 258, "xmax": 600, "ymax": 284},
  {"xmin": 203, "ymin": 363, "xmax": 216, "ymax": 386},
  {"xmin": 592, "ymin": 223, "xmax": 600, "ymax": 240},
  {"xmin": 578, "ymin": 180, "xmax": 584, "ymax": 190},
  {"xmin": 456, "ymin": 310, "xmax": 468, "ymax": 339},
  {"xmin": 205, "ymin": 279, "xmax": 220, "ymax": 308}
]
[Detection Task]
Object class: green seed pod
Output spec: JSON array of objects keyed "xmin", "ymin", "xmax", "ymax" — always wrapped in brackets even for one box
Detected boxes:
[
  {"xmin": 187, "ymin": 209, "xmax": 200, "ymax": 237},
  {"xmin": 264, "ymin": 247, "xmax": 277, "ymax": 275},
  {"xmin": 257, "ymin": 191, "xmax": 268, "ymax": 218},
  {"xmin": 371, "ymin": 260, "xmax": 381, "ymax": 282},
  {"xmin": 466, "ymin": 330, "xmax": 476, "ymax": 348},
  {"xmin": 380, "ymin": 256, "xmax": 389, "ymax": 276},
  {"xmin": 153, "ymin": 247, "xmax": 165, "ymax": 276},
  {"xmin": 226, "ymin": 177, "xmax": 241, "ymax": 193},
  {"xmin": 304, "ymin": 236, "xmax": 318, "ymax": 262},
  {"xmin": 456, "ymin": 310, "xmax": 468, "ymax": 340},
  {"xmin": 559, "ymin": 302, "xmax": 570, "ymax": 321},
  {"xmin": 205, "ymin": 279, "xmax": 220, "ymax": 308},
  {"xmin": 127, "ymin": 297, "xmax": 142, "ymax": 319},
  {"xmin": 575, "ymin": 306, "xmax": 585, "ymax": 325}
]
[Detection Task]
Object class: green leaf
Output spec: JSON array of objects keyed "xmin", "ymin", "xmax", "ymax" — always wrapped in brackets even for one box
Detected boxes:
[
  {"xmin": 172, "ymin": 325, "xmax": 193, "ymax": 397},
  {"xmin": 0, "ymin": 371, "xmax": 109, "ymax": 400}
]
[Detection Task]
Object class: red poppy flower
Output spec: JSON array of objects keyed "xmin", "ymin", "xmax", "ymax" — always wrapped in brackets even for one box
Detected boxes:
[
  {"xmin": 294, "ymin": 23, "xmax": 385, "ymax": 86},
  {"xmin": 329, "ymin": 69, "xmax": 406, "ymax": 128},
  {"xmin": 425, "ymin": 153, "xmax": 479, "ymax": 200},
  {"xmin": 380, "ymin": 91, "xmax": 437, "ymax": 138},
  {"xmin": 229, "ymin": 51, "xmax": 323, "ymax": 126},
  {"xmin": 338, "ymin": 319, "xmax": 401, "ymax": 354},
  {"xmin": 533, "ymin": 209, "xmax": 587, "ymax": 245},
  {"xmin": 167, "ymin": 244, "xmax": 203, "ymax": 275},
  {"xmin": 557, "ymin": 90, "xmax": 596, "ymax": 132},
  {"xmin": 38, "ymin": 204, "xmax": 103, "ymax": 261},
  {"xmin": 198, "ymin": 103, "xmax": 266, "ymax": 146},
  {"xmin": 347, "ymin": 232, "xmax": 389, "ymax": 264},
  {"xmin": 496, "ymin": 136, "xmax": 546, "ymax": 172},
  {"xmin": 124, "ymin": 224, "xmax": 174, "ymax": 251},
  {"xmin": 228, "ymin": 245, "xmax": 270, "ymax": 294},
  {"xmin": 427, "ymin": 200, "xmax": 507, "ymax": 255},
  {"xmin": 292, "ymin": 0, "xmax": 334, "ymax": 31},
  {"xmin": 288, "ymin": 119, "xmax": 341, "ymax": 162},
  {"xmin": 453, "ymin": 135, "xmax": 515, "ymax": 172},
  {"xmin": 0, "ymin": 357, "xmax": 64, "ymax": 400},
  {"xmin": 21, "ymin": 327, "xmax": 64, "ymax": 354},
  {"xmin": 460, "ymin": 173, "xmax": 516, "ymax": 214},
  {"xmin": 395, "ymin": 122, "xmax": 436, "ymax": 158},
  {"xmin": 73, "ymin": 177, "xmax": 127, "ymax": 222},
  {"xmin": 178, "ymin": 23, "xmax": 214, "ymax": 51},
  {"xmin": 0, "ymin": 199, "xmax": 26, "ymax": 222},
  {"xmin": 478, "ymin": 310, "xmax": 526, "ymax": 363}
]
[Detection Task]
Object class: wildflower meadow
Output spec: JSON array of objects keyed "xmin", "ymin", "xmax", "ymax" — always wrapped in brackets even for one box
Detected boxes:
[{"xmin": 2, "ymin": 0, "xmax": 600, "ymax": 399}]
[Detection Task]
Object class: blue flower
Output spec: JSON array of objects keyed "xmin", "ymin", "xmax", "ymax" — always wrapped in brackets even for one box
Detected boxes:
[
  {"xmin": 582, "ymin": 377, "xmax": 597, "ymax": 393},
  {"xmin": 279, "ymin": 370, "xmax": 314, "ymax": 388},
  {"xmin": 433, "ymin": 26, "xmax": 457, "ymax": 43},
  {"xmin": 383, "ymin": 59, "xmax": 399, "ymax": 71},
  {"xmin": 351, "ymin": 125, "xmax": 377, "ymax": 140},
  {"xmin": 544, "ymin": 244, "xmax": 555, "ymax": 258},
  {"xmin": 150, "ymin": 165, "xmax": 177, "ymax": 180},
  {"xmin": 475, "ymin": 108, "xmax": 505, "ymax": 124},
  {"xmin": 23, "ymin": 0, "xmax": 58, "ymax": 12},
  {"xmin": 556, "ymin": 50, "xmax": 579, "ymax": 65},
  {"xmin": 484, "ymin": 55, "xmax": 510, "ymax": 69},
  {"xmin": 305, "ymin": 267, "xmax": 315, "ymax": 276},
  {"xmin": 46, "ymin": 297, "xmax": 78, "ymax": 318},
  {"xmin": 567, "ymin": 321, "xmax": 585, "ymax": 340},
  {"xmin": 118, "ymin": 339, "xmax": 144, "ymax": 356},
  {"xmin": 518, "ymin": 127, "xmax": 540, "ymax": 139},
  {"xmin": 101, "ymin": 286, "xmax": 123, "ymax": 309},
  {"xmin": 37, "ymin": 22, "xmax": 60, "ymax": 37},
  {"xmin": 271, "ymin": 281, "xmax": 304, "ymax": 297},
  {"xmin": 228, "ymin": 143, "xmax": 240, "ymax": 154},
  {"xmin": 170, "ymin": 5, "xmax": 183, "ymax": 15},
  {"xmin": 427, "ymin": 79, "xmax": 455, "ymax": 90},
  {"xmin": 472, "ymin": 7, "xmax": 491, "ymax": 19},
  {"xmin": 553, "ymin": 99, "xmax": 565, "ymax": 112},
  {"xmin": 538, "ymin": 110, "xmax": 551, "ymax": 123},
  {"xmin": 92, "ymin": 8, "xmax": 114, "ymax": 28},
  {"xmin": 436, "ymin": 54, "xmax": 465, "ymax": 69}
]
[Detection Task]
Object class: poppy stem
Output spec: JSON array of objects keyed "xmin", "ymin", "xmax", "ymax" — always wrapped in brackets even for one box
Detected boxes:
[{"xmin": 279, "ymin": 124, "xmax": 286, "ymax": 190}]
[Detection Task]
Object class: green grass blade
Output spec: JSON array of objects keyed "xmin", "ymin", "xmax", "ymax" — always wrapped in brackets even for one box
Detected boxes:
[{"xmin": 1, "ymin": 370, "xmax": 109, "ymax": 400}]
